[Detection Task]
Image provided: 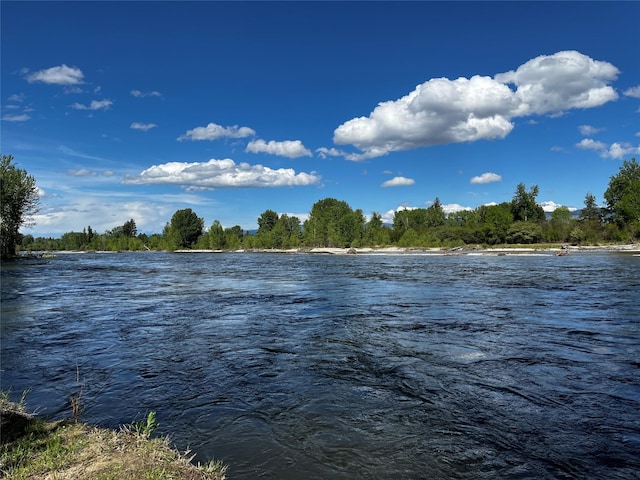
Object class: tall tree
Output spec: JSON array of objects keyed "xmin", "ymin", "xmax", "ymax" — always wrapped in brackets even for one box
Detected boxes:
[
  {"xmin": 604, "ymin": 158, "xmax": 640, "ymax": 229},
  {"xmin": 257, "ymin": 209, "xmax": 279, "ymax": 234},
  {"xmin": 167, "ymin": 208, "xmax": 204, "ymax": 249},
  {"xmin": 1, "ymin": 155, "xmax": 40, "ymax": 258},
  {"xmin": 209, "ymin": 220, "xmax": 226, "ymax": 249},
  {"xmin": 511, "ymin": 183, "xmax": 545, "ymax": 223},
  {"xmin": 122, "ymin": 218, "xmax": 137, "ymax": 237},
  {"xmin": 304, "ymin": 198, "xmax": 354, "ymax": 247}
]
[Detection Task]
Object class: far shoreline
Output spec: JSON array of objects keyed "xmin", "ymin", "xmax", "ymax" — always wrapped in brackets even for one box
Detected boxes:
[{"xmin": 27, "ymin": 243, "xmax": 640, "ymax": 256}]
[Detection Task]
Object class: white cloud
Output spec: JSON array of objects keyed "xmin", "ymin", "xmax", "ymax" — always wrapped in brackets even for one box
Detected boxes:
[
  {"xmin": 576, "ymin": 138, "xmax": 608, "ymax": 152},
  {"xmin": 8, "ymin": 93, "xmax": 26, "ymax": 102},
  {"xmin": 177, "ymin": 122, "xmax": 255, "ymax": 141},
  {"xmin": 131, "ymin": 122, "xmax": 158, "ymax": 131},
  {"xmin": 607, "ymin": 142, "xmax": 640, "ymax": 159},
  {"xmin": 442, "ymin": 203, "xmax": 473, "ymax": 214},
  {"xmin": 246, "ymin": 139, "xmax": 312, "ymax": 158},
  {"xmin": 71, "ymin": 99, "xmax": 113, "ymax": 111},
  {"xmin": 334, "ymin": 51, "xmax": 619, "ymax": 160},
  {"xmin": 577, "ymin": 138, "xmax": 640, "ymax": 159},
  {"xmin": 316, "ymin": 147, "xmax": 345, "ymax": 159},
  {"xmin": 578, "ymin": 124, "xmax": 604, "ymax": 136},
  {"xmin": 623, "ymin": 85, "xmax": 640, "ymax": 98},
  {"xmin": 123, "ymin": 158, "xmax": 320, "ymax": 189},
  {"xmin": 315, "ymin": 147, "xmax": 377, "ymax": 161},
  {"xmin": 67, "ymin": 169, "xmax": 97, "ymax": 177},
  {"xmin": 2, "ymin": 113, "xmax": 30, "ymax": 122},
  {"xmin": 381, "ymin": 176, "xmax": 415, "ymax": 187},
  {"xmin": 131, "ymin": 89, "xmax": 163, "ymax": 98},
  {"xmin": 470, "ymin": 172, "xmax": 502, "ymax": 184},
  {"xmin": 540, "ymin": 201, "xmax": 577, "ymax": 213},
  {"xmin": 495, "ymin": 50, "xmax": 618, "ymax": 115},
  {"xmin": 26, "ymin": 64, "xmax": 84, "ymax": 85}
]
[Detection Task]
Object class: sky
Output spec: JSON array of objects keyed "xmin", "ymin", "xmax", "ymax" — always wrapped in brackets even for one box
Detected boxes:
[{"xmin": 2, "ymin": 1, "xmax": 639, "ymax": 237}]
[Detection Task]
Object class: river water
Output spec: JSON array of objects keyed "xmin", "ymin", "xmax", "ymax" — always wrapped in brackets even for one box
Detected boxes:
[{"xmin": 1, "ymin": 251, "xmax": 639, "ymax": 479}]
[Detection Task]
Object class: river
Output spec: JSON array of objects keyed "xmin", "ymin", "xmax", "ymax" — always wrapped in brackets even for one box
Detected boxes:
[{"xmin": 1, "ymin": 251, "xmax": 639, "ymax": 479}]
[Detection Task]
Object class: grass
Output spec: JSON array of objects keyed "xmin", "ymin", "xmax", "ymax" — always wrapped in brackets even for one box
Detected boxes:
[{"xmin": 0, "ymin": 392, "xmax": 227, "ymax": 480}]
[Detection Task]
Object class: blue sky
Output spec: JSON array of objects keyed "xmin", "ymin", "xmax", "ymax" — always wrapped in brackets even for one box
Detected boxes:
[{"xmin": 2, "ymin": 1, "xmax": 639, "ymax": 237}]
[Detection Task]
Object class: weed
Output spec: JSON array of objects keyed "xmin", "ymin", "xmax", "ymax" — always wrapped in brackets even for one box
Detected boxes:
[
  {"xmin": 122, "ymin": 411, "xmax": 159, "ymax": 439},
  {"xmin": 70, "ymin": 364, "xmax": 84, "ymax": 422}
]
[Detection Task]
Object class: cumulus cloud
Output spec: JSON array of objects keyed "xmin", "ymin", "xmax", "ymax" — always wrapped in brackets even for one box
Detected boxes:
[
  {"xmin": 177, "ymin": 122, "xmax": 256, "ymax": 141},
  {"xmin": 123, "ymin": 158, "xmax": 320, "ymax": 189},
  {"xmin": 2, "ymin": 113, "xmax": 30, "ymax": 122},
  {"xmin": 495, "ymin": 51, "xmax": 618, "ymax": 114},
  {"xmin": 607, "ymin": 142, "xmax": 640, "ymax": 159},
  {"xmin": 578, "ymin": 124, "xmax": 604, "ymax": 136},
  {"xmin": 333, "ymin": 51, "xmax": 619, "ymax": 160},
  {"xmin": 246, "ymin": 139, "xmax": 312, "ymax": 158},
  {"xmin": 131, "ymin": 122, "xmax": 158, "ymax": 131},
  {"xmin": 131, "ymin": 89, "xmax": 163, "ymax": 98},
  {"xmin": 71, "ymin": 99, "xmax": 113, "ymax": 111},
  {"xmin": 576, "ymin": 138, "xmax": 608, "ymax": 152},
  {"xmin": 26, "ymin": 64, "xmax": 84, "ymax": 85},
  {"xmin": 442, "ymin": 203, "xmax": 473, "ymax": 214},
  {"xmin": 623, "ymin": 85, "xmax": 640, "ymax": 98},
  {"xmin": 381, "ymin": 176, "xmax": 415, "ymax": 187},
  {"xmin": 470, "ymin": 172, "xmax": 502, "ymax": 184},
  {"xmin": 577, "ymin": 138, "xmax": 640, "ymax": 159},
  {"xmin": 540, "ymin": 201, "xmax": 577, "ymax": 213}
]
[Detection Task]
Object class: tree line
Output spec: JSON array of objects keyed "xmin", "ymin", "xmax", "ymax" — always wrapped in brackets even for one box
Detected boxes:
[{"xmin": 3, "ymin": 153, "xmax": 639, "ymax": 256}]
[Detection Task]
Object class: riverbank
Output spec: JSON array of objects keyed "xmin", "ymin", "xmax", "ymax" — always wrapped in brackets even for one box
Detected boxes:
[
  {"xmin": 179, "ymin": 243, "xmax": 640, "ymax": 255},
  {"xmin": 21, "ymin": 242, "xmax": 640, "ymax": 257},
  {"xmin": 0, "ymin": 396, "xmax": 227, "ymax": 480}
]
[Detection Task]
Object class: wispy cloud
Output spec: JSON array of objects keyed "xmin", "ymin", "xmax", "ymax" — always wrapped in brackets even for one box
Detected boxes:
[
  {"xmin": 2, "ymin": 113, "xmax": 30, "ymax": 122},
  {"xmin": 578, "ymin": 124, "xmax": 604, "ymax": 136},
  {"xmin": 123, "ymin": 158, "xmax": 320, "ymax": 189},
  {"xmin": 130, "ymin": 122, "xmax": 158, "ymax": 131},
  {"xmin": 623, "ymin": 85, "xmax": 640, "ymax": 98},
  {"xmin": 26, "ymin": 64, "xmax": 84, "ymax": 85},
  {"xmin": 470, "ymin": 172, "xmax": 502, "ymax": 184},
  {"xmin": 246, "ymin": 139, "xmax": 312, "ymax": 158},
  {"xmin": 381, "ymin": 176, "xmax": 415, "ymax": 187},
  {"xmin": 334, "ymin": 51, "xmax": 619, "ymax": 160},
  {"xmin": 131, "ymin": 89, "xmax": 163, "ymax": 98},
  {"xmin": 177, "ymin": 122, "xmax": 255, "ymax": 141},
  {"xmin": 70, "ymin": 99, "xmax": 113, "ymax": 111}
]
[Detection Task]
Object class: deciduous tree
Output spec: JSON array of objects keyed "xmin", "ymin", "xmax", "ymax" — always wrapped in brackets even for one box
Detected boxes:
[
  {"xmin": 167, "ymin": 208, "xmax": 204, "ymax": 249},
  {"xmin": 604, "ymin": 158, "xmax": 640, "ymax": 231},
  {"xmin": 1, "ymin": 155, "xmax": 40, "ymax": 258}
]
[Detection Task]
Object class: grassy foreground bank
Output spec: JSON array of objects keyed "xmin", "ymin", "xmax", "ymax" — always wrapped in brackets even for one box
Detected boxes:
[{"xmin": 0, "ymin": 393, "xmax": 227, "ymax": 480}]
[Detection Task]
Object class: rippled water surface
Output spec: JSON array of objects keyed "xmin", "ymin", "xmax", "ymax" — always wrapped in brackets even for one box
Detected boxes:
[{"xmin": 2, "ymin": 252, "xmax": 639, "ymax": 479}]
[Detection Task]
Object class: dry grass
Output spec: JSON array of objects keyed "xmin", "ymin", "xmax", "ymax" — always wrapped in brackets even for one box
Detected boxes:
[{"xmin": 0, "ymin": 396, "xmax": 227, "ymax": 480}]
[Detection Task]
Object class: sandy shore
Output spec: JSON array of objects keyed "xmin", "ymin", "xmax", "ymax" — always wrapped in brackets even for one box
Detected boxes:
[{"xmin": 223, "ymin": 244, "xmax": 640, "ymax": 255}]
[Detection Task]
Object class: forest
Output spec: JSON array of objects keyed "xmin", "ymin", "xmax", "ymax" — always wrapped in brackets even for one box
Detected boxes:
[{"xmin": 15, "ymin": 158, "xmax": 640, "ymax": 253}]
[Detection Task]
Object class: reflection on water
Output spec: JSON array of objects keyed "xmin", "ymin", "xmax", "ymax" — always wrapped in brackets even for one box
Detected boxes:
[{"xmin": 2, "ymin": 252, "xmax": 639, "ymax": 479}]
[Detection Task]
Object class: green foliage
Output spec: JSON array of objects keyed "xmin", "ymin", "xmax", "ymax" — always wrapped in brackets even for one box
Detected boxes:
[
  {"xmin": 1, "ymin": 155, "xmax": 40, "ymax": 258},
  {"xmin": 604, "ymin": 158, "xmax": 640, "ymax": 234},
  {"xmin": 123, "ymin": 411, "xmax": 159, "ymax": 439},
  {"xmin": 304, "ymin": 198, "xmax": 361, "ymax": 247},
  {"xmin": 167, "ymin": 209, "xmax": 204, "ymax": 249},
  {"xmin": 511, "ymin": 183, "xmax": 545, "ymax": 223},
  {"xmin": 208, "ymin": 220, "xmax": 226, "ymax": 249},
  {"xmin": 364, "ymin": 212, "xmax": 391, "ymax": 246},
  {"xmin": 507, "ymin": 221, "xmax": 543, "ymax": 244},
  {"xmin": 549, "ymin": 206, "xmax": 574, "ymax": 242}
]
